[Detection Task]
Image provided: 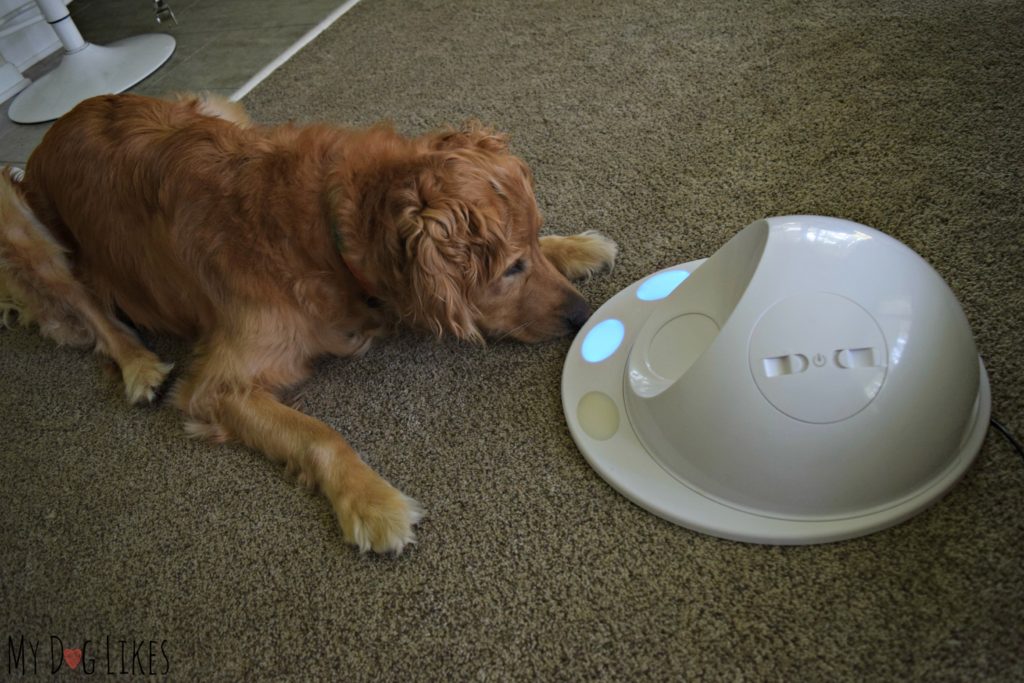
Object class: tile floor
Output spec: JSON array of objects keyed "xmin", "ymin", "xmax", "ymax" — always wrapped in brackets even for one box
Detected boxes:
[{"xmin": 0, "ymin": 0, "xmax": 344, "ymax": 165}]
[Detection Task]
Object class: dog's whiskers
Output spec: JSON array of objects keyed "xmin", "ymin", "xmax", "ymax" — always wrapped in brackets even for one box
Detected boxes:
[{"xmin": 495, "ymin": 321, "xmax": 532, "ymax": 343}]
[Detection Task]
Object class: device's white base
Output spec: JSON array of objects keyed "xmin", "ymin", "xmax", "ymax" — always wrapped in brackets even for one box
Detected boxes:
[
  {"xmin": 0, "ymin": 75, "xmax": 31, "ymax": 105},
  {"xmin": 8, "ymin": 34, "xmax": 175, "ymax": 124},
  {"xmin": 563, "ymin": 256, "xmax": 992, "ymax": 545}
]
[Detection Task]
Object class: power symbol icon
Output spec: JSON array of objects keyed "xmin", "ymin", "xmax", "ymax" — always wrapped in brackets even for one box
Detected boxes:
[{"xmin": 812, "ymin": 353, "xmax": 827, "ymax": 367}]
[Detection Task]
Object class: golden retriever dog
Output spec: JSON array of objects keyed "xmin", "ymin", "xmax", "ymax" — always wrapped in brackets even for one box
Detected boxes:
[{"xmin": 0, "ymin": 93, "xmax": 616, "ymax": 554}]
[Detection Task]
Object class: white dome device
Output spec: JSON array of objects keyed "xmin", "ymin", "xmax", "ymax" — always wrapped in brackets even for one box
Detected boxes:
[{"xmin": 562, "ymin": 216, "xmax": 990, "ymax": 544}]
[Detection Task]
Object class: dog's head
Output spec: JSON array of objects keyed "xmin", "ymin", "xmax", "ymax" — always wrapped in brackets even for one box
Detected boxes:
[{"xmin": 367, "ymin": 124, "xmax": 591, "ymax": 343}]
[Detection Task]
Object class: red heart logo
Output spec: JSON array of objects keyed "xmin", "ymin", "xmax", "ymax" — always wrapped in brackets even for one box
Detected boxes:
[{"xmin": 63, "ymin": 648, "xmax": 82, "ymax": 670}]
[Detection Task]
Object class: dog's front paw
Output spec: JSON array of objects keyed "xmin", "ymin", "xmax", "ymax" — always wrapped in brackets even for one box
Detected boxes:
[
  {"xmin": 540, "ymin": 230, "xmax": 618, "ymax": 280},
  {"xmin": 333, "ymin": 474, "xmax": 424, "ymax": 555},
  {"xmin": 121, "ymin": 352, "xmax": 174, "ymax": 404}
]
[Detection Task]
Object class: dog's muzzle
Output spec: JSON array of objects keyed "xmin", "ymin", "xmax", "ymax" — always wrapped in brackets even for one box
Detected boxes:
[{"xmin": 564, "ymin": 293, "xmax": 591, "ymax": 334}]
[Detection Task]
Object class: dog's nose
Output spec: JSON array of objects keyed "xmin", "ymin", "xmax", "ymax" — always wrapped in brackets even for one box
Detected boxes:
[{"xmin": 564, "ymin": 293, "xmax": 591, "ymax": 334}]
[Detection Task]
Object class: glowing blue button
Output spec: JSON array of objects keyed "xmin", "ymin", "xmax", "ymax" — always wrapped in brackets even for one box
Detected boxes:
[
  {"xmin": 582, "ymin": 319, "xmax": 625, "ymax": 363},
  {"xmin": 637, "ymin": 270, "xmax": 690, "ymax": 301}
]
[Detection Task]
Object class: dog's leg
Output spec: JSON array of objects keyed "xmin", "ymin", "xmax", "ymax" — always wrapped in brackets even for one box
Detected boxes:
[
  {"xmin": 225, "ymin": 388, "xmax": 422, "ymax": 553},
  {"xmin": 0, "ymin": 177, "xmax": 172, "ymax": 403},
  {"xmin": 175, "ymin": 340, "xmax": 422, "ymax": 554},
  {"xmin": 540, "ymin": 231, "xmax": 617, "ymax": 280}
]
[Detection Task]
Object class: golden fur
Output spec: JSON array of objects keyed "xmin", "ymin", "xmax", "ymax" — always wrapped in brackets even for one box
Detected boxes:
[{"xmin": 0, "ymin": 93, "xmax": 616, "ymax": 554}]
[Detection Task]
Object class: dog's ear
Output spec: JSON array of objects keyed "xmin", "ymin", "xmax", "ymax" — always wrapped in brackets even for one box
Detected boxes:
[
  {"xmin": 425, "ymin": 120, "xmax": 510, "ymax": 154},
  {"xmin": 396, "ymin": 200, "xmax": 480, "ymax": 342},
  {"xmin": 385, "ymin": 164, "xmax": 509, "ymax": 342}
]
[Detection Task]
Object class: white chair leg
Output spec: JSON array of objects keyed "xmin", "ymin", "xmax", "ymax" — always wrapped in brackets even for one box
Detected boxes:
[{"xmin": 7, "ymin": 0, "xmax": 175, "ymax": 124}]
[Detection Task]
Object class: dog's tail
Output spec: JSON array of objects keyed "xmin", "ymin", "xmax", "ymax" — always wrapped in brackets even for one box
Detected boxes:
[
  {"xmin": 172, "ymin": 91, "xmax": 253, "ymax": 128},
  {"xmin": 0, "ymin": 167, "xmax": 94, "ymax": 346}
]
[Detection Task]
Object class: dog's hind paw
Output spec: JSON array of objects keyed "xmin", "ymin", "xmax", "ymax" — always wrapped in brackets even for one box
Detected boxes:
[
  {"xmin": 333, "ymin": 478, "xmax": 424, "ymax": 555},
  {"xmin": 0, "ymin": 276, "xmax": 28, "ymax": 328},
  {"xmin": 0, "ymin": 301, "xmax": 22, "ymax": 328},
  {"xmin": 122, "ymin": 353, "xmax": 174, "ymax": 404},
  {"xmin": 184, "ymin": 419, "xmax": 230, "ymax": 442}
]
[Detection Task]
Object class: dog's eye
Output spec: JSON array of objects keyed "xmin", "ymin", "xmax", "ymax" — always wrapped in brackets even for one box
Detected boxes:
[{"xmin": 504, "ymin": 258, "xmax": 527, "ymax": 278}]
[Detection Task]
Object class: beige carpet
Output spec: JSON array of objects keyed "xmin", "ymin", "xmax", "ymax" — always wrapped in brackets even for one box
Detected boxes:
[{"xmin": 3, "ymin": 0, "xmax": 1023, "ymax": 679}]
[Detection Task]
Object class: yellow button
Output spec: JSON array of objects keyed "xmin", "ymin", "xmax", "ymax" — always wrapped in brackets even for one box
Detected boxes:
[{"xmin": 577, "ymin": 392, "xmax": 619, "ymax": 441}]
